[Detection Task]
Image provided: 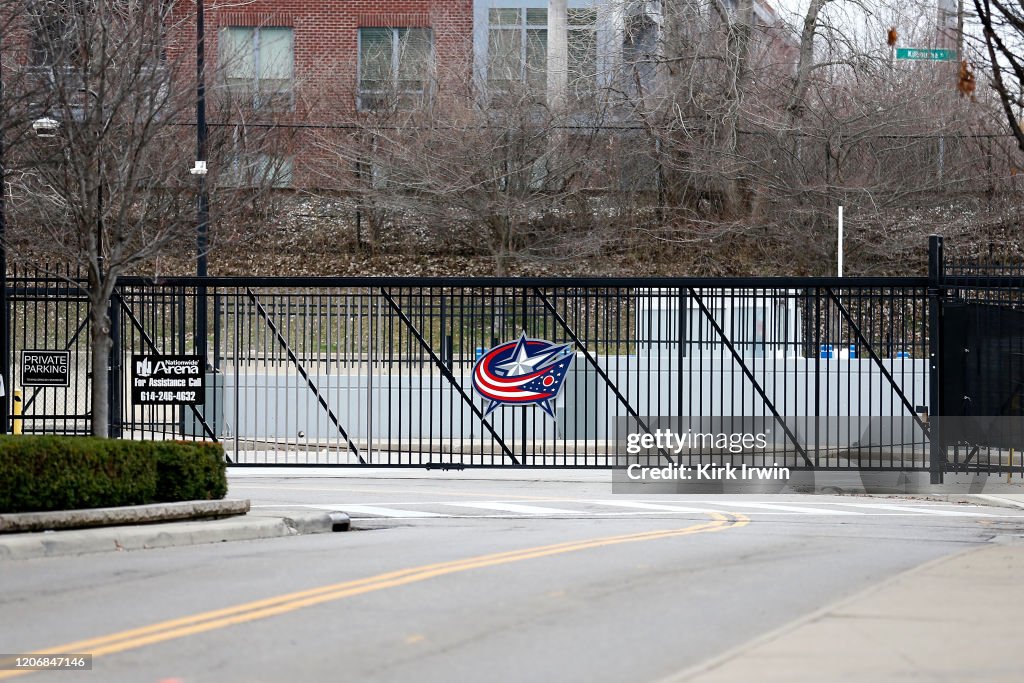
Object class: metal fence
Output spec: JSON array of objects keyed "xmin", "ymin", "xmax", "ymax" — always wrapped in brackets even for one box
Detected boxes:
[
  {"xmin": 4, "ymin": 267, "xmax": 944, "ymax": 471},
  {"xmin": 935, "ymin": 244, "xmax": 1024, "ymax": 475}
]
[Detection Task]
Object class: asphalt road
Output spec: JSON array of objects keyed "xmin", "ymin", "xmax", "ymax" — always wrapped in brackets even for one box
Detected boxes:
[{"xmin": 3, "ymin": 472, "xmax": 1023, "ymax": 683}]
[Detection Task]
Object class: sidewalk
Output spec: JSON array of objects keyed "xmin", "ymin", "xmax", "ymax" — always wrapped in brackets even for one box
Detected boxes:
[{"xmin": 665, "ymin": 542, "xmax": 1024, "ymax": 683}]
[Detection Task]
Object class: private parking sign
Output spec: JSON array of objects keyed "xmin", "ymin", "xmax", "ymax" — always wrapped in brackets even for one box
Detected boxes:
[{"xmin": 21, "ymin": 350, "xmax": 71, "ymax": 387}]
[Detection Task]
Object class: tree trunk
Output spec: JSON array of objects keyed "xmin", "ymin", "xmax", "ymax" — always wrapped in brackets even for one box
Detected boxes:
[
  {"xmin": 89, "ymin": 290, "xmax": 113, "ymax": 438},
  {"xmin": 787, "ymin": 0, "xmax": 828, "ymax": 119},
  {"xmin": 490, "ymin": 214, "xmax": 513, "ymax": 277},
  {"xmin": 495, "ymin": 250, "xmax": 509, "ymax": 277},
  {"xmin": 720, "ymin": 0, "xmax": 755, "ymax": 217}
]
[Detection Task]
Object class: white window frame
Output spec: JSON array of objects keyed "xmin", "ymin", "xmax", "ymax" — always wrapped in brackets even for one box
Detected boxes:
[
  {"xmin": 473, "ymin": 0, "xmax": 617, "ymax": 96},
  {"xmin": 220, "ymin": 26, "xmax": 295, "ymax": 110},
  {"xmin": 224, "ymin": 152, "xmax": 293, "ymax": 189},
  {"xmin": 222, "ymin": 125, "xmax": 294, "ymax": 189},
  {"xmin": 357, "ymin": 27, "xmax": 435, "ymax": 111},
  {"xmin": 485, "ymin": 6, "xmax": 549, "ymax": 91}
]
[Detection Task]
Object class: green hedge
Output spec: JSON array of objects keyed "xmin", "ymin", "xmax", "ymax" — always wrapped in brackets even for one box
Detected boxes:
[
  {"xmin": 0, "ymin": 437, "xmax": 227, "ymax": 514},
  {"xmin": 153, "ymin": 441, "xmax": 227, "ymax": 503}
]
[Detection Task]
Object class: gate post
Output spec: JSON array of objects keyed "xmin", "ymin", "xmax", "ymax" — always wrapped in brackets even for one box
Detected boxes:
[
  {"xmin": 0, "ymin": 262, "xmax": 8, "ymax": 435},
  {"xmin": 0, "ymin": 102, "xmax": 8, "ymax": 434},
  {"xmin": 108, "ymin": 288, "xmax": 122, "ymax": 438},
  {"xmin": 928, "ymin": 235, "xmax": 944, "ymax": 484}
]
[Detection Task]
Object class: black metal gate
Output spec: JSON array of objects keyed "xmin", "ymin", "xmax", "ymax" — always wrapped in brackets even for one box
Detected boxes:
[
  {"xmin": 0, "ymin": 270, "xmax": 926, "ymax": 471},
  {"xmin": 4, "ymin": 265, "xmax": 92, "ymax": 436},
  {"xmin": 934, "ymin": 236, "xmax": 1024, "ymax": 477},
  {"xmin": 3, "ymin": 239, "xmax": 1021, "ymax": 477}
]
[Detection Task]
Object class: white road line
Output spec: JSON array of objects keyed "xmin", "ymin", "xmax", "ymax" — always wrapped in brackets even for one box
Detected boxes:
[
  {"xmin": 587, "ymin": 500, "xmax": 722, "ymax": 514},
  {"xmin": 252, "ymin": 500, "xmax": 1008, "ymax": 519},
  {"xmin": 440, "ymin": 502, "xmax": 580, "ymax": 515},
  {"xmin": 692, "ymin": 501, "xmax": 864, "ymax": 515},
  {"xmin": 312, "ymin": 504, "xmax": 450, "ymax": 518},
  {"xmin": 832, "ymin": 503, "xmax": 995, "ymax": 517}
]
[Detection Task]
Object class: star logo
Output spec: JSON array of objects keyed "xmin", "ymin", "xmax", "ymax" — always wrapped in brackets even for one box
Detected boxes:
[{"xmin": 472, "ymin": 332, "xmax": 574, "ymax": 418}]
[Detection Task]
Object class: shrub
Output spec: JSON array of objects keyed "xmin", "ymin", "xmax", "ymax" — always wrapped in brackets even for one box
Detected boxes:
[
  {"xmin": 153, "ymin": 441, "xmax": 228, "ymax": 502},
  {"xmin": 0, "ymin": 437, "xmax": 227, "ymax": 513}
]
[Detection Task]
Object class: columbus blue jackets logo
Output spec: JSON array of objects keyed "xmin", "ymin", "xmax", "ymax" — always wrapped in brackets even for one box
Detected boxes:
[{"xmin": 473, "ymin": 333, "xmax": 574, "ymax": 417}]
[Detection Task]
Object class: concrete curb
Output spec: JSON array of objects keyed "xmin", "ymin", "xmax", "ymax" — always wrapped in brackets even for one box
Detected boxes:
[
  {"xmin": 889, "ymin": 493, "xmax": 1024, "ymax": 510},
  {"xmin": 0, "ymin": 499, "xmax": 251, "ymax": 533},
  {"xmin": 227, "ymin": 466, "xmax": 612, "ymax": 483},
  {"xmin": 0, "ymin": 511, "xmax": 350, "ymax": 561}
]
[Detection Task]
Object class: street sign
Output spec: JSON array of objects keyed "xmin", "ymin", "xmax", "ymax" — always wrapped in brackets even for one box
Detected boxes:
[
  {"xmin": 132, "ymin": 355, "xmax": 206, "ymax": 405},
  {"xmin": 896, "ymin": 48, "xmax": 957, "ymax": 61},
  {"xmin": 21, "ymin": 351, "xmax": 70, "ymax": 387}
]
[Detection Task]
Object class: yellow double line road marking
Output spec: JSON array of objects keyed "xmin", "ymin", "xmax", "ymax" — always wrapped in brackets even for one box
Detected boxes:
[{"xmin": 0, "ymin": 512, "xmax": 748, "ymax": 678}]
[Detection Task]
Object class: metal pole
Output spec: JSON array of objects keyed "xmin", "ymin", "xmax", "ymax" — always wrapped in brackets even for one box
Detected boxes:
[
  {"xmin": 928, "ymin": 235, "xmax": 944, "ymax": 484},
  {"xmin": 837, "ymin": 205, "xmax": 843, "ymax": 277},
  {"xmin": 99, "ymin": 177, "xmax": 111, "ymax": 436},
  {"xmin": 98, "ymin": 174, "xmax": 121, "ymax": 438},
  {"xmin": 196, "ymin": 0, "xmax": 208, "ymax": 276},
  {"xmin": 108, "ymin": 285, "xmax": 122, "ymax": 438},
  {"xmin": 195, "ymin": 0, "xmax": 209, "ymax": 363},
  {"xmin": 0, "ymin": 34, "xmax": 9, "ymax": 434}
]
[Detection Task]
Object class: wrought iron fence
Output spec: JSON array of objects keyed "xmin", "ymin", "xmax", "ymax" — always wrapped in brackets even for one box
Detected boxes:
[
  {"xmin": 937, "ymin": 243, "xmax": 1024, "ymax": 475},
  {"xmin": 4, "ymin": 268, "xmax": 943, "ymax": 471}
]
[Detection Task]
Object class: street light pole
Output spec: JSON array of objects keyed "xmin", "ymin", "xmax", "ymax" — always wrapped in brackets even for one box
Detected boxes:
[
  {"xmin": 195, "ymin": 0, "xmax": 209, "ymax": 361},
  {"xmin": 0, "ymin": 35, "xmax": 9, "ymax": 434}
]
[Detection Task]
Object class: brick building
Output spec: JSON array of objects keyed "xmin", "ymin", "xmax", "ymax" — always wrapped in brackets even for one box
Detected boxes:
[
  {"xmin": 164, "ymin": 0, "xmax": 474, "ymax": 188},
  {"xmin": 161, "ymin": 0, "xmax": 796, "ymax": 190},
  {"xmin": 177, "ymin": 0, "xmax": 473, "ymax": 111}
]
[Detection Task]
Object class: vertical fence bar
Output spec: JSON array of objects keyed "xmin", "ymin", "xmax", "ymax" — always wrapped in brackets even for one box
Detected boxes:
[
  {"xmin": 108, "ymin": 286, "xmax": 122, "ymax": 438},
  {"xmin": 928, "ymin": 235, "xmax": 945, "ymax": 484}
]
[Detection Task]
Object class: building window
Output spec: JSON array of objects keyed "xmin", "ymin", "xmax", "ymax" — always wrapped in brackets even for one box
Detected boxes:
[
  {"xmin": 220, "ymin": 26, "xmax": 294, "ymax": 109},
  {"xmin": 254, "ymin": 154, "xmax": 293, "ymax": 188},
  {"xmin": 224, "ymin": 153, "xmax": 293, "ymax": 188},
  {"xmin": 358, "ymin": 28, "xmax": 433, "ymax": 111},
  {"xmin": 622, "ymin": 12, "xmax": 658, "ymax": 88},
  {"xmin": 486, "ymin": 7, "xmax": 547, "ymax": 92},
  {"xmin": 30, "ymin": 5, "xmax": 74, "ymax": 67},
  {"xmin": 481, "ymin": 3, "xmax": 599, "ymax": 99}
]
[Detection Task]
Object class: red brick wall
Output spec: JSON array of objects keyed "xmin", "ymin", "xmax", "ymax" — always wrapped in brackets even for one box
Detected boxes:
[
  {"xmin": 166, "ymin": 1, "xmax": 474, "ymax": 189},
  {"xmin": 173, "ymin": 2, "xmax": 474, "ymax": 111}
]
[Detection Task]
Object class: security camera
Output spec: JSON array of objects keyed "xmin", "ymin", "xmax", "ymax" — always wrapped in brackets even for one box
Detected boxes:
[{"xmin": 32, "ymin": 117, "xmax": 61, "ymax": 138}]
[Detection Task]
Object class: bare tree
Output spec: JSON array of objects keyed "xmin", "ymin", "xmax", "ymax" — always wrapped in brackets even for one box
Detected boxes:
[
  {"xmin": 613, "ymin": 0, "xmax": 1018, "ymax": 271},
  {"xmin": 972, "ymin": 0, "xmax": 1024, "ymax": 155},
  {"xmin": 1, "ymin": 0, "xmax": 278, "ymax": 436},
  {"xmin": 294, "ymin": 1, "xmax": 1022, "ymax": 278},
  {"xmin": 2, "ymin": 1, "xmax": 193, "ymax": 436},
  {"xmin": 317, "ymin": 26, "xmax": 614, "ymax": 276}
]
